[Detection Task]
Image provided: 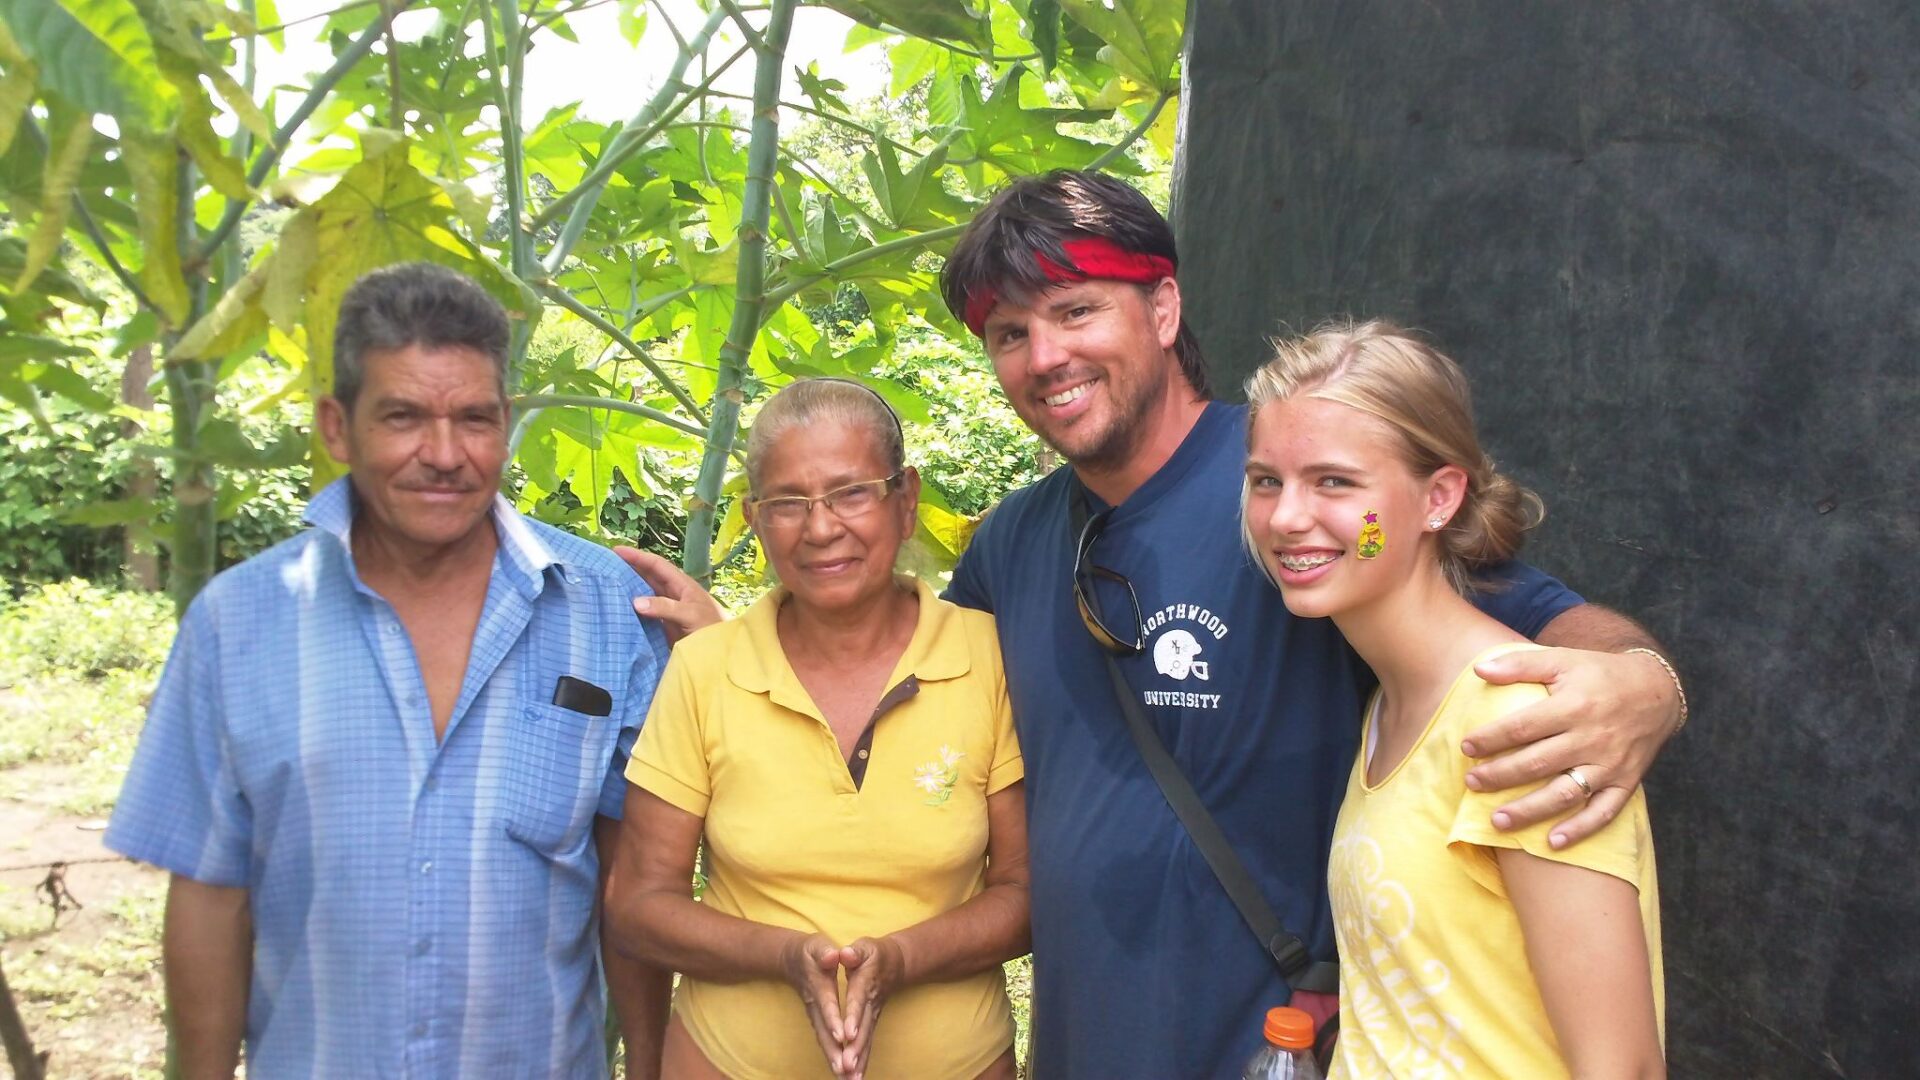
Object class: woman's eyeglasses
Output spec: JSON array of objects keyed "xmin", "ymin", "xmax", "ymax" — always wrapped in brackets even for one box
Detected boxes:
[
  {"xmin": 1074, "ymin": 507, "xmax": 1146, "ymax": 655},
  {"xmin": 749, "ymin": 472, "xmax": 902, "ymax": 529}
]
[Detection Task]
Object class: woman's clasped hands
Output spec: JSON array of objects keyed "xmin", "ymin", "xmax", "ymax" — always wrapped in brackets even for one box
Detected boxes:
[{"xmin": 781, "ymin": 932, "xmax": 907, "ymax": 1080}]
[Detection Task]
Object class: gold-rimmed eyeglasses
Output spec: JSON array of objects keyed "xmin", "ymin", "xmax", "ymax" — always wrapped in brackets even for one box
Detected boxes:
[{"xmin": 748, "ymin": 472, "xmax": 902, "ymax": 529}]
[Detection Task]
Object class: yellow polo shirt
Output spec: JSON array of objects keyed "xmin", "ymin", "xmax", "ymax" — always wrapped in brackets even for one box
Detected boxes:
[{"xmin": 626, "ymin": 578, "xmax": 1023, "ymax": 1080}]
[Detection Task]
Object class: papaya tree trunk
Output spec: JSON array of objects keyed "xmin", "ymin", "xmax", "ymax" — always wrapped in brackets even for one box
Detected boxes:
[
  {"xmin": 120, "ymin": 343, "xmax": 160, "ymax": 590},
  {"xmin": 683, "ymin": 0, "xmax": 796, "ymax": 582},
  {"xmin": 166, "ymin": 153, "xmax": 216, "ymax": 613}
]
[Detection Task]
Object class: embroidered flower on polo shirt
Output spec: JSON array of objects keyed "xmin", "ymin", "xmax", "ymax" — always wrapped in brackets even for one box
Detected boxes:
[{"xmin": 914, "ymin": 745, "xmax": 964, "ymax": 806}]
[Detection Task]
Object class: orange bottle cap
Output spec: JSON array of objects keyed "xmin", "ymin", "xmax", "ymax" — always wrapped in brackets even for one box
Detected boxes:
[{"xmin": 1263, "ymin": 1006, "xmax": 1316, "ymax": 1050}]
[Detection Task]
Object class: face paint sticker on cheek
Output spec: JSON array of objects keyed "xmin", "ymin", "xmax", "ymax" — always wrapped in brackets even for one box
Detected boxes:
[{"xmin": 1357, "ymin": 510, "xmax": 1386, "ymax": 560}]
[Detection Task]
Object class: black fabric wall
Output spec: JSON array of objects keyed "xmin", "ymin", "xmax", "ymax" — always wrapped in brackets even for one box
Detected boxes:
[{"xmin": 1172, "ymin": 2, "xmax": 1918, "ymax": 1076}]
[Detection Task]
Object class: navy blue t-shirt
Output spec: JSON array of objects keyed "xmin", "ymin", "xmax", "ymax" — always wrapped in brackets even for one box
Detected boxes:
[{"xmin": 945, "ymin": 401, "xmax": 1581, "ymax": 1080}]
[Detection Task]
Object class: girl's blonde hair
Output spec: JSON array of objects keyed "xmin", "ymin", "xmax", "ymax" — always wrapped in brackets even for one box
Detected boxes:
[{"xmin": 1242, "ymin": 318, "xmax": 1544, "ymax": 595}]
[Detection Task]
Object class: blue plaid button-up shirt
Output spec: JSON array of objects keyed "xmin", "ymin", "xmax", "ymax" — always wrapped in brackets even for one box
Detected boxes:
[{"xmin": 107, "ymin": 478, "xmax": 668, "ymax": 1078}]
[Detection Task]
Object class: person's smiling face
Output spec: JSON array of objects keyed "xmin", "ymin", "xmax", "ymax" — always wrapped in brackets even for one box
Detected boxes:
[
  {"xmin": 981, "ymin": 277, "xmax": 1182, "ymax": 471},
  {"xmin": 1244, "ymin": 395, "xmax": 1462, "ymax": 620},
  {"xmin": 745, "ymin": 420, "xmax": 918, "ymax": 614},
  {"xmin": 319, "ymin": 343, "xmax": 508, "ymax": 556}
]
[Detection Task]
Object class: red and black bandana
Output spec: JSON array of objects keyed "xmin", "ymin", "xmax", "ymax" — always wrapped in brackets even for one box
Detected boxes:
[{"xmin": 962, "ymin": 236, "xmax": 1176, "ymax": 337}]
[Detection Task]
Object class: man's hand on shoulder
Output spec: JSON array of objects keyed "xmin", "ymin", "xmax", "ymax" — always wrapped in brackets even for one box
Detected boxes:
[
  {"xmin": 613, "ymin": 547, "xmax": 726, "ymax": 645},
  {"xmin": 1459, "ymin": 606, "xmax": 1684, "ymax": 848}
]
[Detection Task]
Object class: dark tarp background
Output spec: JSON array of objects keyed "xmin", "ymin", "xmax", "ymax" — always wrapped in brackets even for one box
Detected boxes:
[{"xmin": 1172, "ymin": 2, "xmax": 1918, "ymax": 1076}]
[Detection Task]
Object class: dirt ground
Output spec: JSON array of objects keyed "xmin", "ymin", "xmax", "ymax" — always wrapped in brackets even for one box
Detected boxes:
[{"xmin": 1, "ymin": 760, "xmax": 167, "ymax": 1080}]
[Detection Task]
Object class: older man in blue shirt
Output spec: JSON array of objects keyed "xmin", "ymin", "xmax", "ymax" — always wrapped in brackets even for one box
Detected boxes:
[{"xmin": 107, "ymin": 262, "xmax": 672, "ymax": 1078}]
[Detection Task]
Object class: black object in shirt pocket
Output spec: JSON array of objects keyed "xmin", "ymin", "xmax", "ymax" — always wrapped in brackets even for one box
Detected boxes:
[{"xmin": 551, "ymin": 675, "xmax": 612, "ymax": 716}]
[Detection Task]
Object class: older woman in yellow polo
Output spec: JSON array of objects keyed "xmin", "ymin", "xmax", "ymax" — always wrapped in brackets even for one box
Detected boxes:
[{"xmin": 604, "ymin": 378, "xmax": 1027, "ymax": 1080}]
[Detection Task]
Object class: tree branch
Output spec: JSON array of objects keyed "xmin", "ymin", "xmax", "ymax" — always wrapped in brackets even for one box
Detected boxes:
[
  {"xmin": 195, "ymin": 1, "xmax": 416, "ymax": 265},
  {"xmin": 1084, "ymin": 89, "xmax": 1174, "ymax": 172},
  {"xmin": 537, "ymin": 284, "xmax": 708, "ymax": 425},
  {"xmin": 513, "ymin": 393, "xmax": 709, "ymax": 440},
  {"xmin": 684, "ymin": 0, "xmax": 797, "ymax": 581},
  {"xmin": 384, "ymin": 1, "xmax": 403, "ymax": 130},
  {"xmin": 713, "ymin": 0, "xmax": 764, "ymax": 52},
  {"xmin": 203, "ymin": 0, "xmax": 382, "ymax": 45},
  {"xmin": 529, "ymin": 6, "xmax": 733, "ymax": 237},
  {"xmin": 704, "ymin": 89, "xmax": 925, "ymax": 157},
  {"xmin": 537, "ymin": 42, "xmax": 750, "ymax": 272},
  {"xmin": 760, "ymin": 221, "xmax": 967, "ymax": 312}
]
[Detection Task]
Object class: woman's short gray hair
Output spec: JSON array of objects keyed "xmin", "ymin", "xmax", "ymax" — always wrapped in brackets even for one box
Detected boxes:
[{"xmin": 744, "ymin": 378, "xmax": 905, "ymax": 494}]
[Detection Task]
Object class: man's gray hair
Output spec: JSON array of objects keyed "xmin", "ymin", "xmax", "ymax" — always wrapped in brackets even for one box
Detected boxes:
[{"xmin": 332, "ymin": 262, "xmax": 511, "ymax": 409}]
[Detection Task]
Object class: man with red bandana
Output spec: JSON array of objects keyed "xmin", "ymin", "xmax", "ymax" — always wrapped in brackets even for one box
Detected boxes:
[{"xmin": 620, "ymin": 171, "xmax": 1684, "ymax": 1078}]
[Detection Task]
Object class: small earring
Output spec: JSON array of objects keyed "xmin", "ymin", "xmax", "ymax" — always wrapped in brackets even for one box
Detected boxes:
[{"xmin": 1428, "ymin": 517, "xmax": 1446, "ymax": 530}]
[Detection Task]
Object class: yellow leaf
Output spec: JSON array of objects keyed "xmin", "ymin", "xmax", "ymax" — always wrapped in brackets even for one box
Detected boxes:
[
  {"xmin": 1148, "ymin": 94, "xmax": 1179, "ymax": 158},
  {"xmin": 0, "ymin": 52, "xmax": 39, "ymax": 159},
  {"xmin": 173, "ymin": 73, "xmax": 249, "ymax": 200},
  {"xmin": 123, "ymin": 132, "xmax": 191, "ymax": 326},
  {"xmin": 709, "ymin": 494, "xmax": 748, "ymax": 566},
  {"xmin": 263, "ymin": 213, "xmax": 316, "ymax": 333},
  {"xmin": 12, "ymin": 111, "xmax": 92, "ymax": 296},
  {"xmin": 203, "ymin": 62, "xmax": 270, "ymax": 142},
  {"xmin": 172, "ymin": 261, "xmax": 266, "ymax": 360}
]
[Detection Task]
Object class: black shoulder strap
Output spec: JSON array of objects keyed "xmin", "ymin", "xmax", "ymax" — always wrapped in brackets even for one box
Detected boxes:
[
  {"xmin": 1098, "ymin": 652, "xmax": 1339, "ymax": 996},
  {"xmin": 1073, "ymin": 487, "xmax": 1337, "ymax": 997}
]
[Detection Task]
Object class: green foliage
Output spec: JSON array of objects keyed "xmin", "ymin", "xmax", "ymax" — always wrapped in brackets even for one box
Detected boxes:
[
  {"xmin": 0, "ymin": 408, "xmax": 132, "ymax": 582},
  {"xmin": 882, "ymin": 332, "xmax": 1049, "ymax": 518},
  {"xmin": 0, "ymin": 0, "xmax": 178, "ymax": 132},
  {"xmin": 0, "ymin": 578, "xmax": 173, "ymax": 680},
  {"xmin": 0, "ymin": 0, "xmax": 1187, "ymax": 606}
]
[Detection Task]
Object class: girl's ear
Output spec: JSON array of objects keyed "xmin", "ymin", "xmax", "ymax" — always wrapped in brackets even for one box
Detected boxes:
[{"xmin": 1426, "ymin": 464, "xmax": 1469, "ymax": 529}]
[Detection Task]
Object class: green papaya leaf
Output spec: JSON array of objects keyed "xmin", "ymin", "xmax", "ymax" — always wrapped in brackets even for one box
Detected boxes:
[
  {"xmin": 1057, "ymin": 0, "xmax": 1183, "ymax": 93},
  {"xmin": 215, "ymin": 478, "xmax": 258, "ymax": 519},
  {"xmin": 146, "ymin": 0, "xmax": 272, "ymax": 140},
  {"xmin": 793, "ymin": 63, "xmax": 851, "ymax": 115},
  {"xmin": 861, "ymin": 142, "xmax": 968, "ymax": 231},
  {"xmin": 24, "ymin": 360, "xmax": 114, "ymax": 411},
  {"xmin": 0, "ymin": 237, "xmax": 99, "ymax": 315},
  {"xmin": 1025, "ymin": 0, "xmax": 1062, "ymax": 71},
  {"xmin": 0, "ymin": 333, "xmax": 87, "ymax": 361},
  {"xmin": 884, "ymin": 37, "xmax": 936, "ymax": 99},
  {"xmin": 170, "ymin": 71, "xmax": 250, "ymax": 201},
  {"xmin": 194, "ymin": 416, "xmax": 265, "ymax": 468},
  {"xmin": 10, "ymin": 108, "xmax": 91, "ymax": 295},
  {"xmin": 0, "ymin": 0, "xmax": 179, "ymax": 131},
  {"xmin": 0, "ymin": 45, "xmax": 37, "ymax": 158},
  {"xmin": 60, "ymin": 496, "xmax": 158, "ymax": 526},
  {"xmin": 817, "ymin": 0, "xmax": 983, "ymax": 48},
  {"xmin": 0, "ymin": 368, "xmax": 49, "ymax": 432},
  {"xmin": 615, "ymin": 0, "xmax": 646, "ymax": 46}
]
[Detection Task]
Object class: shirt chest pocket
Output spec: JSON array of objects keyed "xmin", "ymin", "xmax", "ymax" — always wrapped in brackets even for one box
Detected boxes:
[{"xmin": 499, "ymin": 702, "xmax": 616, "ymax": 855}]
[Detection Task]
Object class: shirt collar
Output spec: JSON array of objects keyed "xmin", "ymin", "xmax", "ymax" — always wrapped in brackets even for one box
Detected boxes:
[
  {"xmin": 301, "ymin": 476, "xmax": 561, "ymax": 600},
  {"xmin": 727, "ymin": 576, "xmax": 972, "ymax": 704}
]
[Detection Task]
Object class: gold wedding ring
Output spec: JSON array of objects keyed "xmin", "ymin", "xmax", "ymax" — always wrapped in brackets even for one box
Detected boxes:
[{"xmin": 1564, "ymin": 767, "xmax": 1594, "ymax": 799}]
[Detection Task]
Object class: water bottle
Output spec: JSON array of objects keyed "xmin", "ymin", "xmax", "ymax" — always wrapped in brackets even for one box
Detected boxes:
[{"xmin": 1240, "ymin": 1006, "xmax": 1322, "ymax": 1080}]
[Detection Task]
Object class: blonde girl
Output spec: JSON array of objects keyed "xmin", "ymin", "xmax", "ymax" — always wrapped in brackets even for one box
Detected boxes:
[{"xmin": 1242, "ymin": 320, "xmax": 1664, "ymax": 1079}]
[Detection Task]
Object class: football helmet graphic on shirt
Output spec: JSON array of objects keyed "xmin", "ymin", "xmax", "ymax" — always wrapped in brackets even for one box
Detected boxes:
[{"xmin": 1152, "ymin": 628, "xmax": 1210, "ymax": 681}]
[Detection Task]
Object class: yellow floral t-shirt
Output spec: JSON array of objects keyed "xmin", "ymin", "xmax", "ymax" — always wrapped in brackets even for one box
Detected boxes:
[{"xmin": 1328, "ymin": 645, "xmax": 1663, "ymax": 1078}]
